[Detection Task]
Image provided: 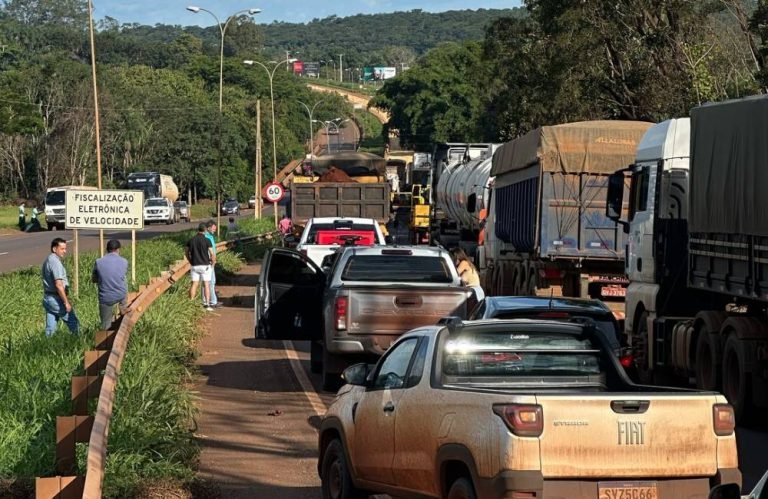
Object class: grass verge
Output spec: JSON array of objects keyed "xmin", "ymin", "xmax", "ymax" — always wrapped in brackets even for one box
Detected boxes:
[{"xmin": 0, "ymin": 217, "xmax": 275, "ymax": 498}]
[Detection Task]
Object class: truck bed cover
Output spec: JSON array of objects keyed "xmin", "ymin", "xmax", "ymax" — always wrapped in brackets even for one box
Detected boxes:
[
  {"xmin": 690, "ymin": 95, "xmax": 768, "ymax": 236},
  {"xmin": 490, "ymin": 120, "xmax": 652, "ymax": 176}
]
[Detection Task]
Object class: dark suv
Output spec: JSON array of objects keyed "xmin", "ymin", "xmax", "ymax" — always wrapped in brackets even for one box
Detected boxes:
[{"xmin": 221, "ymin": 198, "xmax": 240, "ymax": 216}]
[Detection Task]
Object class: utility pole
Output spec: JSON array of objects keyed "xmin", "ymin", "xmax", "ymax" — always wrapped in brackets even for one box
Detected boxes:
[
  {"xmin": 255, "ymin": 99, "xmax": 262, "ymax": 219},
  {"xmin": 339, "ymin": 54, "xmax": 343, "ymax": 82},
  {"xmin": 87, "ymin": 0, "xmax": 104, "ymax": 256}
]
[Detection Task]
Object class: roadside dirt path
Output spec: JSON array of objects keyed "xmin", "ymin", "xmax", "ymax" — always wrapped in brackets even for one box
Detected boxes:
[{"xmin": 193, "ymin": 263, "xmax": 331, "ymax": 498}]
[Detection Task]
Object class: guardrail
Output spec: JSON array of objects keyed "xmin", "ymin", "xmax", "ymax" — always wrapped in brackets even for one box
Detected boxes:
[{"xmin": 35, "ymin": 231, "xmax": 278, "ymax": 499}]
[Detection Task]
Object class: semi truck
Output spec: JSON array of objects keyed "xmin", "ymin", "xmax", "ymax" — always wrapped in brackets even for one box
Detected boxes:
[
  {"xmin": 480, "ymin": 121, "xmax": 652, "ymax": 304},
  {"xmin": 432, "ymin": 144, "xmax": 498, "ymax": 253},
  {"xmin": 125, "ymin": 172, "xmax": 179, "ymax": 203},
  {"xmin": 605, "ymin": 96, "xmax": 768, "ymax": 424}
]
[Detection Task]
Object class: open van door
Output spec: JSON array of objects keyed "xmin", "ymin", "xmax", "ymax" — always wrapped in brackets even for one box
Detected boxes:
[{"xmin": 255, "ymin": 248, "xmax": 325, "ymax": 341}]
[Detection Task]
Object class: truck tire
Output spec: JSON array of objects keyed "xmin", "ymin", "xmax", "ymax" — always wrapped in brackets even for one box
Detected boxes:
[
  {"xmin": 722, "ymin": 334, "xmax": 755, "ymax": 425},
  {"xmin": 447, "ymin": 477, "xmax": 477, "ymax": 499},
  {"xmin": 311, "ymin": 342, "xmax": 323, "ymax": 374},
  {"xmin": 695, "ymin": 331, "xmax": 722, "ymax": 391}
]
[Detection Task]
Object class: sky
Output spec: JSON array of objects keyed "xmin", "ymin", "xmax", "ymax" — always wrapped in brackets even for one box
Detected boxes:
[{"xmin": 94, "ymin": 1, "xmax": 522, "ymax": 26}]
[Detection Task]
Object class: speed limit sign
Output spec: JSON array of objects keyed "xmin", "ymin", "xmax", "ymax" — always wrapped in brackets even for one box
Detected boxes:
[{"xmin": 262, "ymin": 182, "xmax": 285, "ymax": 203}]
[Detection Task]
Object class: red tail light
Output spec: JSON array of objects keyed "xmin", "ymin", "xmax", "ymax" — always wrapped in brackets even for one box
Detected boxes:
[
  {"xmin": 538, "ymin": 268, "xmax": 565, "ymax": 280},
  {"xmin": 713, "ymin": 404, "xmax": 735, "ymax": 436},
  {"xmin": 335, "ymin": 297, "xmax": 348, "ymax": 331},
  {"xmin": 493, "ymin": 404, "xmax": 543, "ymax": 437},
  {"xmin": 619, "ymin": 353, "xmax": 634, "ymax": 369}
]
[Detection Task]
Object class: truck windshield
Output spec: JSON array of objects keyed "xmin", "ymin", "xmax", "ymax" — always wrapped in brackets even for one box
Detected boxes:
[
  {"xmin": 442, "ymin": 331, "xmax": 605, "ymax": 383},
  {"xmin": 45, "ymin": 191, "xmax": 65, "ymax": 205},
  {"xmin": 341, "ymin": 255, "xmax": 452, "ymax": 282}
]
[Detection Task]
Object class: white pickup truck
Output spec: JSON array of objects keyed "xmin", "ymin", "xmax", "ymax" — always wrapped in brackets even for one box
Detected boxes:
[{"xmin": 296, "ymin": 217, "xmax": 387, "ymax": 267}]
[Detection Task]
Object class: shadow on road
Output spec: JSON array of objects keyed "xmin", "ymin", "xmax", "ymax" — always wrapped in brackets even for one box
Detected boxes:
[{"xmin": 200, "ymin": 359, "xmax": 310, "ymax": 393}]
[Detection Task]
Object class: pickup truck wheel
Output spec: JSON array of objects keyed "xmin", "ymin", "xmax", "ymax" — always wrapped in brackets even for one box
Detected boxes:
[
  {"xmin": 321, "ymin": 439, "xmax": 365, "ymax": 499},
  {"xmin": 447, "ymin": 477, "xmax": 477, "ymax": 499},
  {"xmin": 311, "ymin": 342, "xmax": 323, "ymax": 374}
]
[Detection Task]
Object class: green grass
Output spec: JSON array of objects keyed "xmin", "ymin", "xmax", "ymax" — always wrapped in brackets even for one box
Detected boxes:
[
  {"xmin": 189, "ymin": 199, "xmax": 217, "ymax": 221},
  {"xmin": 0, "ymin": 217, "xmax": 277, "ymax": 497}
]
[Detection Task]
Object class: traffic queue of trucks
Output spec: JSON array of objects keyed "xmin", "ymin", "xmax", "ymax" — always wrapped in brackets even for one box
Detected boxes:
[{"xmin": 425, "ymin": 95, "xmax": 768, "ymax": 424}]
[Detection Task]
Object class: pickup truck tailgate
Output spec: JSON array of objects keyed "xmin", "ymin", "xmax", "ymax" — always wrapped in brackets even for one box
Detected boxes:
[
  {"xmin": 537, "ymin": 394, "xmax": 718, "ymax": 477},
  {"xmin": 347, "ymin": 287, "xmax": 469, "ymax": 334}
]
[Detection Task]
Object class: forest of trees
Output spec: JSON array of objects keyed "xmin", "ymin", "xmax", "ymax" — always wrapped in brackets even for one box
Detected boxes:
[
  {"xmin": 0, "ymin": 5, "xmax": 521, "ymax": 202},
  {"xmin": 373, "ymin": 0, "xmax": 768, "ymax": 150}
]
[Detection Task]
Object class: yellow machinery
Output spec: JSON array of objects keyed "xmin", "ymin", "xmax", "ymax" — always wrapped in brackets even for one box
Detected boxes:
[{"xmin": 410, "ymin": 184, "xmax": 431, "ymax": 244}]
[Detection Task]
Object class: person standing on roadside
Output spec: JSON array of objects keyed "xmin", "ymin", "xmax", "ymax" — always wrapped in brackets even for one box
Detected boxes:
[
  {"xmin": 42, "ymin": 237, "xmax": 79, "ymax": 336},
  {"xmin": 92, "ymin": 239, "xmax": 128, "ymax": 330},
  {"xmin": 18, "ymin": 201, "xmax": 25, "ymax": 230},
  {"xmin": 203, "ymin": 220, "xmax": 220, "ymax": 308},
  {"xmin": 186, "ymin": 223, "xmax": 215, "ymax": 311}
]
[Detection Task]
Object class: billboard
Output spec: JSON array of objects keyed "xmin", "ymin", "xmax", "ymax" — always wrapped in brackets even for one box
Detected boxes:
[
  {"xmin": 303, "ymin": 61, "xmax": 320, "ymax": 77},
  {"xmin": 292, "ymin": 60, "xmax": 304, "ymax": 75},
  {"xmin": 363, "ymin": 66, "xmax": 397, "ymax": 82}
]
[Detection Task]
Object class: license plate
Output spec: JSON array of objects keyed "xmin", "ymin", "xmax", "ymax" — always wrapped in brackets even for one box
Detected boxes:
[
  {"xmin": 601, "ymin": 286, "xmax": 626, "ymax": 298},
  {"xmin": 598, "ymin": 481, "xmax": 658, "ymax": 499}
]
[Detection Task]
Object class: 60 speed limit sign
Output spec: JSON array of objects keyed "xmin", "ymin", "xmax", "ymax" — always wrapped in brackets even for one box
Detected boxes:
[{"xmin": 262, "ymin": 182, "xmax": 285, "ymax": 203}]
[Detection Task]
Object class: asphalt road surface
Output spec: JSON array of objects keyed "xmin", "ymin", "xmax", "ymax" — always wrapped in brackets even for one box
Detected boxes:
[{"xmin": 0, "ymin": 207, "xmax": 274, "ymax": 274}]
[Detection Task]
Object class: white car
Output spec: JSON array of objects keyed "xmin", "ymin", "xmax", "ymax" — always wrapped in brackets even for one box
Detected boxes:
[
  {"xmin": 249, "ymin": 195, "xmax": 257, "ymax": 208},
  {"xmin": 143, "ymin": 197, "xmax": 176, "ymax": 224}
]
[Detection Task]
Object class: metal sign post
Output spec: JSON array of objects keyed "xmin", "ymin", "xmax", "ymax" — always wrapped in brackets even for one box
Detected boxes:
[
  {"xmin": 131, "ymin": 229, "xmax": 136, "ymax": 284},
  {"xmin": 74, "ymin": 229, "xmax": 79, "ymax": 297}
]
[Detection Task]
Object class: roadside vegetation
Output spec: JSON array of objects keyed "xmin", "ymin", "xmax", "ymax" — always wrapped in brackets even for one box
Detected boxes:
[
  {"xmin": 355, "ymin": 111, "xmax": 386, "ymax": 156},
  {"xmin": 0, "ymin": 217, "xmax": 274, "ymax": 497}
]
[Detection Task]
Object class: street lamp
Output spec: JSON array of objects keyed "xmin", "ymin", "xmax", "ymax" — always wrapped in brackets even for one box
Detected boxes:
[
  {"xmin": 297, "ymin": 99, "xmax": 327, "ymax": 159},
  {"xmin": 187, "ymin": 5, "xmax": 261, "ymax": 233},
  {"xmin": 243, "ymin": 59, "xmax": 287, "ymax": 227}
]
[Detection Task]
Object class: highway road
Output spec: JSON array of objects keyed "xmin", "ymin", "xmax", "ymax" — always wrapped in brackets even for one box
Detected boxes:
[{"xmin": 0, "ymin": 206, "xmax": 275, "ymax": 274}]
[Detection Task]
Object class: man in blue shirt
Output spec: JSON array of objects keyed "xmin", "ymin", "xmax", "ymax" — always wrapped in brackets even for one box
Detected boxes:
[
  {"xmin": 41, "ymin": 237, "xmax": 79, "ymax": 336},
  {"xmin": 92, "ymin": 239, "xmax": 129, "ymax": 330},
  {"xmin": 203, "ymin": 220, "xmax": 220, "ymax": 308}
]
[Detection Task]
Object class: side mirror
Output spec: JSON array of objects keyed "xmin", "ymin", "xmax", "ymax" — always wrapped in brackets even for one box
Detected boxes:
[
  {"xmin": 708, "ymin": 483, "xmax": 741, "ymax": 499},
  {"xmin": 606, "ymin": 171, "xmax": 625, "ymax": 221},
  {"xmin": 606, "ymin": 171, "xmax": 630, "ymax": 234},
  {"xmin": 342, "ymin": 363, "xmax": 371, "ymax": 386}
]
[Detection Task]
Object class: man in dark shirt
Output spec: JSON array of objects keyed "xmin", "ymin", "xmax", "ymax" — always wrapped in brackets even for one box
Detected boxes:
[
  {"xmin": 92, "ymin": 239, "xmax": 129, "ymax": 330},
  {"xmin": 186, "ymin": 223, "xmax": 216, "ymax": 311}
]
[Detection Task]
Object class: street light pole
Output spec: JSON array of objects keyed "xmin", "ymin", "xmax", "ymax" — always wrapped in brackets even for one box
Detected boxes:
[
  {"xmin": 187, "ymin": 5, "xmax": 261, "ymax": 234},
  {"xmin": 87, "ymin": 0, "xmax": 104, "ymax": 255},
  {"xmin": 244, "ymin": 59, "xmax": 287, "ymax": 228},
  {"xmin": 297, "ymin": 99, "xmax": 326, "ymax": 158}
]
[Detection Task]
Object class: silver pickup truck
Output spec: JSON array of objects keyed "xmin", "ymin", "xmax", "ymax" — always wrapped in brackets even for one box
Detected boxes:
[{"xmin": 255, "ymin": 245, "xmax": 473, "ymax": 390}]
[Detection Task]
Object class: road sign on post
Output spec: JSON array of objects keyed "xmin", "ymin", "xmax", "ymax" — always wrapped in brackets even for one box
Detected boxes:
[
  {"xmin": 262, "ymin": 182, "xmax": 285, "ymax": 203},
  {"xmin": 65, "ymin": 189, "xmax": 144, "ymax": 294}
]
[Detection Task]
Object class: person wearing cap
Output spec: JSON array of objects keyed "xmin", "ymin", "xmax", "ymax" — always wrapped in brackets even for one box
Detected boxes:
[
  {"xmin": 186, "ymin": 222, "xmax": 215, "ymax": 311},
  {"xmin": 92, "ymin": 239, "xmax": 129, "ymax": 330},
  {"xmin": 203, "ymin": 220, "xmax": 220, "ymax": 308}
]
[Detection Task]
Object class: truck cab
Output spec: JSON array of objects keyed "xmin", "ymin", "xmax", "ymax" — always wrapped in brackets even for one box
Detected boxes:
[{"xmin": 606, "ymin": 119, "xmax": 691, "ymax": 378}]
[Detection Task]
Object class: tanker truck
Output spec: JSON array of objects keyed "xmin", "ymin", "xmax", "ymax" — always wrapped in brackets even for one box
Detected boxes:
[
  {"xmin": 605, "ymin": 96, "xmax": 768, "ymax": 424},
  {"xmin": 480, "ymin": 121, "xmax": 652, "ymax": 306},
  {"xmin": 432, "ymin": 144, "xmax": 499, "ymax": 253},
  {"xmin": 125, "ymin": 172, "xmax": 179, "ymax": 203}
]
